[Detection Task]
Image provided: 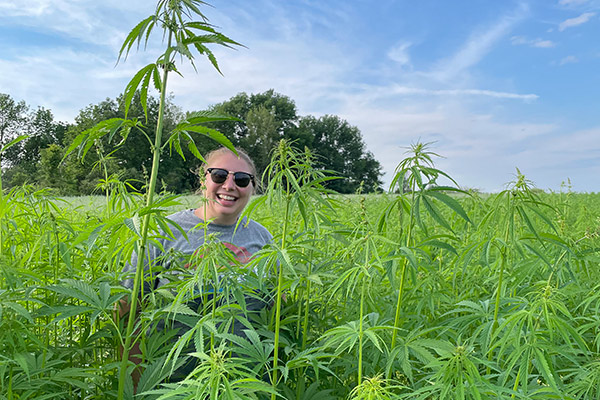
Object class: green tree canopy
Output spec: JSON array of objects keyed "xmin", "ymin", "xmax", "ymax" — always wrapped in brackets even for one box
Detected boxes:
[
  {"xmin": 62, "ymin": 93, "xmax": 192, "ymax": 194},
  {"xmin": 0, "ymin": 93, "xmax": 29, "ymax": 167},
  {"xmin": 2, "ymin": 89, "xmax": 382, "ymax": 194},
  {"xmin": 203, "ymin": 89, "xmax": 382, "ymax": 193},
  {"xmin": 1, "ymin": 94, "xmax": 70, "ymax": 189},
  {"xmin": 293, "ymin": 114, "xmax": 382, "ymax": 193}
]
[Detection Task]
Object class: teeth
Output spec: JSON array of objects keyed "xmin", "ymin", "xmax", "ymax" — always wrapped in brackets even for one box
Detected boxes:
[{"xmin": 219, "ymin": 195, "xmax": 236, "ymax": 201}]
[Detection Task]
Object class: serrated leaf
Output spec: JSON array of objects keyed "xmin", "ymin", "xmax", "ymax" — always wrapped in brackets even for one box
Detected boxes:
[
  {"xmin": 117, "ymin": 15, "xmax": 156, "ymax": 63},
  {"xmin": 426, "ymin": 189, "xmax": 472, "ymax": 224},
  {"xmin": 123, "ymin": 63, "xmax": 155, "ymax": 118},
  {"xmin": 124, "ymin": 217, "xmax": 140, "ymax": 237},
  {"xmin": 5, "ymin": 302, "xmax": 33, "ymax": 323}
]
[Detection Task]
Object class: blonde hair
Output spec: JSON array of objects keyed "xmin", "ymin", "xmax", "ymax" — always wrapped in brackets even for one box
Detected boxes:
[{"xmin": 196, "ymin": 147, "xmax": 259, "ymax": 193}]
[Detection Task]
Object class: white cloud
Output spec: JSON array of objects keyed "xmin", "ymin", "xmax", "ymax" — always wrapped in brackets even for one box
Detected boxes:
[
  {"xmin": 388, "ymin": 86, "xmax": 538, "ymax": 101},
  {"xmin": 0, "ymin": 0, "xmax": 50, "ymax": 16},
  {"xmin": 558, "ymin": 0, "xmax": 589, "ymax": 5},
  {"xmin": 429, "ymin": 3, "xmax": 529, "ymax": 82},
  {"xmin": 559, "ymin": 12, "xmax": 596, "ymax": 31},
  {"xmin": 0, "ymin": 0, "xmax": 150, "ymax": 50},
  {"xmin": 533, "ymin": 39, "xmax": 556, "ymax": 48},
  {"xmin": 0, "ymin": 46, "xmax": 149, "ymax": 121},
  {"xmin": 1, "ymin": 0, "xmax": 597, "ymax": 192},
  {"xmin": 329, "ymin": 95, "xmax": 562, "ymax": 191},
  {"xmin": 511, "ymin": 36, "xmax": 556, "ymax": 48},
  {"xmin": 513, "ymin": 128, "xmax": 600, "ymax": 190},
  {"xmin": 559, "ymin": 55, "xmax": 579, "ymax": 64},
  {"xmin": 511, "ymin": 35, "xmax": 528, "ymax": 45},
  {"xmin": 387, "ymin": 42, "xmax": 412, "ymax": 67},
  {"xmin": 164, "ymin": 30, "xmax": 359, "ymax": 118}
]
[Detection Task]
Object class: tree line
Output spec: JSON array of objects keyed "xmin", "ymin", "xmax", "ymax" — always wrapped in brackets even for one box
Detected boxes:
[{"xmin": 0, "ymin": 90, "xmax": 382, "ymax": 194}]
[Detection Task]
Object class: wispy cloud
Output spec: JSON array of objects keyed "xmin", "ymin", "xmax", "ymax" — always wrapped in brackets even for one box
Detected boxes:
[
  {"xmin": 559, "ymin": 12, "xmax": 596, "ymax": 31},
  {"xmin": 559, "ymin": 55, "xmax": 579, "ymax": 64},
  {"xmin": 387, "ymin": 42, "xmax": 412, "ymax": 67},
  {"xmin": 0, "ymin": 0, "xmax": 150, "ymax": 49},
  {"xmin": 533, "ymin": 39, "xmax": 557, "ymax": 48},
  {"xmin": 388, "ymin": 86, "xmax": 538, "ymax": 101},
  {"xmin": 0, "ymin": 0, "xmax": 51, "ymax": 16},
  {"xmin": 332, "ymin": 95, "xmax": 560, "ymax": 191},
  {"xmin": 511, "ymin": 36, "xmax": 556, "ymax": 48},
  {"xmin": 428, "ymin": 3, "xmax": 529, "ymax": 82},
  {"xmin": 558, "ymin": 0, "xmax": 589, "ymax": 6},
  {"xmin": 0, "ymin": 48, "xmax": 125, "ymax": 122},
  {"xmin": 1, "ymin": 0, "xmax": 598, "ymax": 192}
]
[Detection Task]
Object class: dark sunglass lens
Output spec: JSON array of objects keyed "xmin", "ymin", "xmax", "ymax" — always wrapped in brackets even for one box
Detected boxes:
[
  {"xmin": 233, "ymin": 173, "xmax": 251, "ymax": 187},
  {"xmin": 210, "ymin": 168, "xmax": 228, "ymax": 183}
]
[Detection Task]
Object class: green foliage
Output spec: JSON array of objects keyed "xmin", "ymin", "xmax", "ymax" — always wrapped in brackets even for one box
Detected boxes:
[
  {"xmin": 1, "ymin": 85, "xmax": 384, "ymax": 195},
  {"xmin": 0, "ymin": 93, "xmax": 29, "ymax": 154},
  {"xmin": 1, "ymin": 148, "xmax": 600, "ymax": 398},
  {"xmin": 9, "ymin": 1, "xmax": 598, "ymax": 397},
  {"xmin": 0, "ymin": 94, "xmax": 70, "ymax": 192},
  {"xmin": 204, "ymin": 90, "xmax": 383, "ymax": 193},
  {"xmin": 2, "ymin": 2, "xmax": 600, "ymax": 391},
  {"xmin": 99, "ymin": 2, "xmax": 244, "ymax": 399},
  {"xmin": 295, "ymin": 114, "xmax": 382, "ymax": 193}
]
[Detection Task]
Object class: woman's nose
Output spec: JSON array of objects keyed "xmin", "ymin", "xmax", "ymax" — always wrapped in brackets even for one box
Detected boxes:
[{"xmin": 221, "ymin": 172, "xmax": 236, "ymax": 189}]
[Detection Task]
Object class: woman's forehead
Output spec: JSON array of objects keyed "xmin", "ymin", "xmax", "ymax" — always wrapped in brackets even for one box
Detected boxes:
[{"xmin": 207, "ymin": 152, "xmax": 252, "ymax": 171}]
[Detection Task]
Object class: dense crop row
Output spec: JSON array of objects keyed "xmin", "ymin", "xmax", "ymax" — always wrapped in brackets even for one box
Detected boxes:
[{"xmin": 0, "ymin": 143, "xmax": 599, "ymax": 399}]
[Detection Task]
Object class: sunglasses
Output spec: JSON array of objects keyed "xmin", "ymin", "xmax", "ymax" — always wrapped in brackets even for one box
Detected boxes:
[{"xmin": 206, "ymin": 168, "xmax": 255, "ymax": 188}]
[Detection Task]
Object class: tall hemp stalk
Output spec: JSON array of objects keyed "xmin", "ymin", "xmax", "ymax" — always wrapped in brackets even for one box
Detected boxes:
[
  {"xmin": 487, "ymin": 170, "xmax": 558, "ymax": 337},
  {"xmin": 357, "ymin": 200, "xmax": 374, "ymax": 387},
  {"xmin": 65, "ymin": 1, "xmax": 241, "ymax": 398},
  {"xmin": 256, "ymin": 140, "xmax": 332, "ymax": 398},
  {"xmin": 323, "ymin": 199, "xmax": 390, "ymax": 390},
  {"xmin": 386, "ymin": 142, "xmax": 470, "ymax": 349},
  {"xmin": 466, "ymin": 169, "xmax": 565, "ymax": 388},
  {"xmin": 264, "ymin": 141, "xmax": 297, "ymax": 398}
]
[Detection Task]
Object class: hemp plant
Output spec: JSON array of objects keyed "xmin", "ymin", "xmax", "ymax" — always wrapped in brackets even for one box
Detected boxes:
[
  {"xmin": 0, "ymin": 135, "xmax": 27, "ymax": 256},
  {"xmin": 65, "ymin": 1, "xmax": 242, "ymax": 398},
  {"xmin": 385, "ymin": 142, "xmax": 471, "ymax": 350},
  {"xmin": 251, "ymin": 139, "xmax": 334, "ymax": 398}
]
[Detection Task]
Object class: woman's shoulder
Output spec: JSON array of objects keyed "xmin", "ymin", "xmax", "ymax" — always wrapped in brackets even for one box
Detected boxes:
[
  {"xmin": 161, "ymin": 209, "xmax": 204, "ymax": 234},
  {"xmin": 167, "ymin": 209, "xmax": 198, "ymax": 223},
  {"xmin": 239, "ymin": 217, "xmax": 273, "ymax": 240}
]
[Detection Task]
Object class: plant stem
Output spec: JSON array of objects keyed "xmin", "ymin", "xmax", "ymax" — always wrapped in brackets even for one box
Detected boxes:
[
  {"xmin": 358, "ymin": 239, "xmax": 369, "ymax": 386},
  {"xmin": 296, "ymin": 230, "xmax": 316, "ymax": 400},
  {"xmin": 117, "ymin": 29, "xmax": 172, "ymax": 400},
  {"xmin": 492, "ymin": 194, "xmax": 512, "ymax": 332},
  {"xmin": 0, "ymin": 167, "xmax": 5, "ymax": 259},
  {"xmin": 488, "ymin": 193, "xmax": 512, "ymax": 375},
  {"xmin": 271, "ymin": 193, "xmax": 291, "ymax": 399},
  {"xmin": 301, "ymin": 260, "xmax": 312, "ymax": 351},
  {"xmin": 391, "ymin": 190, "xmax": 416, "ymax": 349}
]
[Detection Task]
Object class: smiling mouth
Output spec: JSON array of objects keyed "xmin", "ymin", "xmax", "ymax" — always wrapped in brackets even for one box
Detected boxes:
[{"xmin": 217, "ymin": 194, "xmax": 237, "ymax": 201}]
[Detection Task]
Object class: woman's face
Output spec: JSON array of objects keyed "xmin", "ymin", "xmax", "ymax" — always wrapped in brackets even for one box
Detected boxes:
[{"xmin": 197, "ymin": 151, "xmax": 254, "ymax": 225}]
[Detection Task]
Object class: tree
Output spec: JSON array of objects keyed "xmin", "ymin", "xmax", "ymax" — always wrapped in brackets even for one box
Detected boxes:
[
  {"xmin": 39, "ymin": 144, "xmax": 67, "ymax": 189},
  {"xmin": 203, "ymin": 89, "xmax": 382, "ymax": 192},
  {"xmin": 1, "ymin": 96, "xmax": 70, "ymax": 190},
  {"xmin": 0, "ymin": 93, "xmax": 28, "ymax": 169},
  {"xmin": 241, "ymin": 105, "xmax": 281, "ymax": 176},
  {"xmin": 7, "ymin": 108, "xmax": 68, "ymax": 173},
  {"xmin": 209, "ymin": 89, "xmax": 298, "ymax": 141},
  {"xmin": 205, "ymin": 90, "xmax": 299, "ymax": 179},
  {"xmin": 63, "ymin": 92, "xmax": 193, "ymax": 194},
  {"xmin": 294, "ymin": 115, "xmax": 382, "ymax": 193}
]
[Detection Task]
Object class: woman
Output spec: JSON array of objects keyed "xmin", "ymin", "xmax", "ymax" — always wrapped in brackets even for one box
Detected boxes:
[
  {"xmin": 120, "ymin": 147, "xmax": 272, "ymax": 384},
  {"xmin": 122, "ymin": 146, "xmax": 272, "ymax": 291}
]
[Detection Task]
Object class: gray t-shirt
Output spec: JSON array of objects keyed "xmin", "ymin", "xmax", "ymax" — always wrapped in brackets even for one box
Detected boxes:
[{"xmin": 121, "ymin": 209, "xmax": 273, "ymax": 293}]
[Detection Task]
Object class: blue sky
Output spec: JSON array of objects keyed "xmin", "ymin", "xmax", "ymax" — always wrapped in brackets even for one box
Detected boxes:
[{"xmin": 0, "ymin": 0, "xmax": 598, "ymax": 192}]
